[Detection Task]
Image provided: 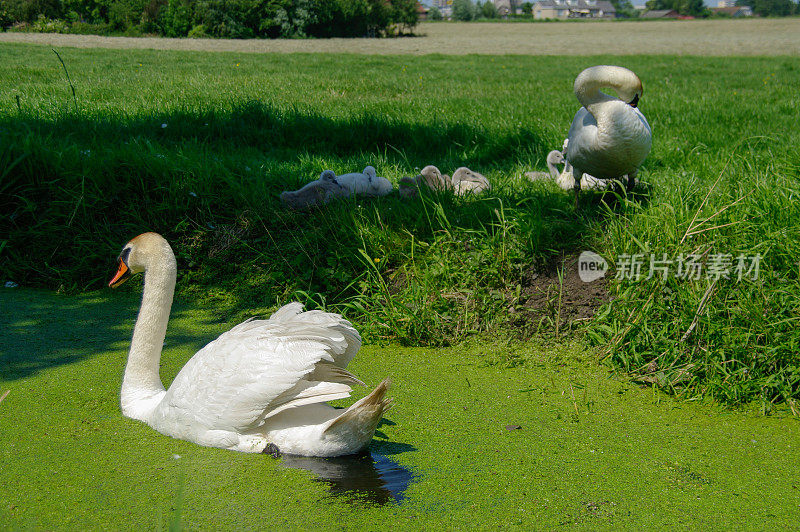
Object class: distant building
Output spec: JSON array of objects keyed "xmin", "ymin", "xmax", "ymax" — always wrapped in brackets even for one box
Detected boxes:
[
  {"xmin": 709, "ymin": 5, "xmax": 754, "ymax": 16},
  {"xmin": 531, "ymin": 0, "xmax": 616, "ymax": 19},
  {"xmin": 431, "ymin": 0, "xmax": 453, "ymax": 18},
  {"xmin": 640, "ymin": 8, "xmax": 680, "ymax": 18},
  {"xmin": 717, "ymin": 0, "xmax": 736, "ymax": 6},
  {"xmin": 417, "ymin": 2, "xmax": 430, "ymax": 20}
]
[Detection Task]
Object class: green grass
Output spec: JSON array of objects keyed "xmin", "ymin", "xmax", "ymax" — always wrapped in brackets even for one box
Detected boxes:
[
  {"xmin": 1, "ymin": 43, "xmax": 799, "ymax": 405},
  {"xmin": 2, "ymin": 288, "xmax": 799, "ymax": 529}
]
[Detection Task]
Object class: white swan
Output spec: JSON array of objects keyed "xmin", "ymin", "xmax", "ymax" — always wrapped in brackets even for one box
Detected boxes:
[
  {"xmin": 329, "ymin": 166, "xmax": 393, "ymax": 197},
  {"xmin": 565, "ymin": 65, "xmax": 651, "ymax": 206},
  {"xmin": 108, "ymin": 232, "xmax": 392, "ymax": 457}
]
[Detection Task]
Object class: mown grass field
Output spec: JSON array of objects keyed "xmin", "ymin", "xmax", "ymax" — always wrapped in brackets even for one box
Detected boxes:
[
  {"xmin": 0, "ymin": 36, "xmax": 799, "ymax": 528},
  {"xmin": 2, "ymin": 19, "xmax": 800, "ymax": 55}
]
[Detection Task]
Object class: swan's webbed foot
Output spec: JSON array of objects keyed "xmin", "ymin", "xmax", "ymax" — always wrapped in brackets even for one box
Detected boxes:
[{"xmin": 263, "ymin": 443, "xmax": 282, "ymax": 458}]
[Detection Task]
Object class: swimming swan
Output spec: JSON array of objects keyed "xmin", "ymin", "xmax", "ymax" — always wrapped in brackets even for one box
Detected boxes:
[
  {"xmin": 109, "ymin": 232, "xmax": 392, "ymax": 457},
  {"xmin": 565, "ymin": 65, "xmax": 651, "ymax": 206}
]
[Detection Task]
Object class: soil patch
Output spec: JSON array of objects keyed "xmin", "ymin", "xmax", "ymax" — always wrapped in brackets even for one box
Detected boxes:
[{"xmin": 514, "ymin": 252, "xmax": 611, "ymax": 336}]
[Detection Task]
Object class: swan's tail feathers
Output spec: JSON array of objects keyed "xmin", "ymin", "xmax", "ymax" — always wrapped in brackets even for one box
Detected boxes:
[{"xmin": 322, "ymin": 378, "xmax": 393, "ymax": 452}]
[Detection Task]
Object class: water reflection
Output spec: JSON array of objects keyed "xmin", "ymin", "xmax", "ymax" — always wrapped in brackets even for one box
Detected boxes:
[{"xmin": 279, "ymin": 450, "xmax": 415, "ymax": 505}]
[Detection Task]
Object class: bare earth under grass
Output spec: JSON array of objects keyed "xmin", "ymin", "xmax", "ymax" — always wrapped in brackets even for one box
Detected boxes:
[{"xmin": 2, "ymin": 19, "xmax": 799, "ymax": 56}]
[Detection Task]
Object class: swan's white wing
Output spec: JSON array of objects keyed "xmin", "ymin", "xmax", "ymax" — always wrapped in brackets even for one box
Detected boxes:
[
  {"xmin": 566, "ymin": 104, "xmax": 651, "ymax": 178},
  {"xmin": 156, "ymin": 303, "xmax": 362, "ymax": 432},
  {"xmin": 565, "ymin": 107, "xmax": 599, "ymax": 170}
]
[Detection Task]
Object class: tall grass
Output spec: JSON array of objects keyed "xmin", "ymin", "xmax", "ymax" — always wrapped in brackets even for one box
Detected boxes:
[
  {"xmin": 589, "ymin": 139, "xmax": 800, "ymax": 407},
  {"xmin": 1, "ymin": 43, "xmax": 799, "ymax": 404}
]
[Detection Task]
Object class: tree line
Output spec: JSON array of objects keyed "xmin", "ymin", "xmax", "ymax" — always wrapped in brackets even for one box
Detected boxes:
[{"xmin": 0, "ymin": 0, "xmax": 420, "ymax": 38}]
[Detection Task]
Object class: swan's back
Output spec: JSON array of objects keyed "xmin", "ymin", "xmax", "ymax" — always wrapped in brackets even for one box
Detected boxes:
[
  {"xmin": 151, "ymin": 303, "xmax": 362, "ymax": 436},
  {"xmin": 566, "ymin": 99, "xmax": 651, "ymax": 179}
]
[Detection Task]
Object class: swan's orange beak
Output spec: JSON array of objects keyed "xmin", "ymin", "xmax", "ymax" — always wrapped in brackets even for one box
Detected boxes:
[
  {"xmin": 629, "ymin": 94, "xmax": 640, "ymax": 108},
  {"xmin": 108, "ymin": 258, "xmax": 131, "ymax": 288}
]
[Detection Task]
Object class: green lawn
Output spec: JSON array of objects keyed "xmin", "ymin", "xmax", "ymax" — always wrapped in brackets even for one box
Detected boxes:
[
  {"xmin": 1, "ymin": 42, "xmax": 800, "ymax": 528},
  {"xmin": 1, "ymin": 288, "xmax": 799, "ymax": 529},
  {"xmin": 2, "ymin": 43, "xmax": 799, "ymax": 403}
]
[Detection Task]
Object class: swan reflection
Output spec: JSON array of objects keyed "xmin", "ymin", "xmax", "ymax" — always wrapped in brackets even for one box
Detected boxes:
[{"xmin": 280, "ymin": 451, "xmax": 415, "ymax": 505}]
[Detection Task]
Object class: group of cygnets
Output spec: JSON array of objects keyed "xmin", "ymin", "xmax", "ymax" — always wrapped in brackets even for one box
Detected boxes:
[
  {"xmin": 281, "ymin": 64, "xmax": 651, "ymax": 211},
  {"xmin": 525, "ymin": 140, "xmax": 614, "ymax": 192},
  {"xmin": 280, "ymin": 164, "xmax": 491, "ymax": 210}
]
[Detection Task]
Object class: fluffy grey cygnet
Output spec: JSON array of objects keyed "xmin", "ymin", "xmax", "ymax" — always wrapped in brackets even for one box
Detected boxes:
[
  {"xmin": 399, "ymin": 165, "xmax": 490, "ymax": 198},
  {"xmin": 280, "ymin": 178, "xmax": 349, "ymax": 210}
]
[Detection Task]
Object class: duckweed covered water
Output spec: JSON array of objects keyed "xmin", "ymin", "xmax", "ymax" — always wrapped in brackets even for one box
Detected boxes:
[{"xmin": 1, "ymin": 289, "xmax": 799, "ymax": 529}]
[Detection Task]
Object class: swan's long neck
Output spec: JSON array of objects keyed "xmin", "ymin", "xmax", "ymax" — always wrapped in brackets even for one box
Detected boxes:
[
  {"xmin": 547, "ymin": 158, "xmax": 560, "ymax": 180},
  {"xmin": 121, "ymin": 244, "xmax": 176, "ymax": 420},
  {"xmin": 574, "ymin": 66, "xmax": 637, "ymax": 117}
]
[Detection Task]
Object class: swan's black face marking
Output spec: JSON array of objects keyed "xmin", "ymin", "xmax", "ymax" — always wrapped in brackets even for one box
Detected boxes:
[
  {"xmin": 119, "ymin": 247, "xmax": 131, "ymax": 265},
  {"xmin": 629, "ymin": 93, "xmax": 640, "ymax": 108},
  {"xmin": 109, "ymin": 246, "xmax": 133, "ymax": 288}
]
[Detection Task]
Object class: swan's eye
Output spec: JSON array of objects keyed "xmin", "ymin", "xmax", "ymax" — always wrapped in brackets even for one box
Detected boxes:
[
  {"xmin": 119, "ymin": 247, "xmax": 131, "ymax": 265},
  {"xmin": 629, "ymin": 94, "xmax": 640, "ymax": 108}
]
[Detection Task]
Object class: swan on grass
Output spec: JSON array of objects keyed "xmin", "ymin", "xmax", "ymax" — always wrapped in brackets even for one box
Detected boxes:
[
  {"xmin": 452, "ymin": 167, "xmax": 491, "ymax": 196},
  {"xmin": 109, "ymin": 232, "xmax": 392, "ymax": 457},
  {"xmin": 398, "ymin": 165, "xmax": 452, "ymax": 198},
  {"xmin": 328, "ymin": 166, "xmax": 393, "ymax": 197},
  {"xmin": 398, "ymin": 165, "xmax": 490, "ymax": 198},
  {"xmin": 526, "ymin": 150, "xmax": 566, "ymax": 182},
  {"xmin": 280, "ymin": 166, "xmax": 392, "ymax": 210},
  {"xmin": 526, "ymin": 150, "xmax": 608, "ymax": 191},
  {"xmin": 280, "ymin": 177, "xmax": 349, "ymax": 210},
  {"xmin": 565, "ymin": 65, "xmax": 651, "ymax": 207}
]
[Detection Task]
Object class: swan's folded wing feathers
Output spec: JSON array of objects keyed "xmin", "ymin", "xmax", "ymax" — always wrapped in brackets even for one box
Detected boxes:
[
  {"xmin": 158, "ymin": 303, "xmax": 362, "ymax": 432},
  {"xmin": 256, "ymin": 380, "xmax": 354, "ymax": 422},
  {"xmin": 266, "ymin": 302, "xmax": 305, "ymax": 323},
  {"xmin": 306, "ymin": 363, "xmax": 365, "ymax": 386},
  {"xmin": 266, "ymin": 306, "xmax": 361, "ymax": 367}
]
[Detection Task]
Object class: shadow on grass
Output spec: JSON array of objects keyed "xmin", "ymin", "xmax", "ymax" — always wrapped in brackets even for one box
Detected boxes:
[
  {"xmin": 0, "ymin": 101, "xmax": 625, "ymax": 347},
  {"xmin": 0, "ymin": 288, "xmax": 225, "ymax": 381},
  {"xmin": 0, "ymin": 100, "xmax": 551, "ymax": 171}
]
